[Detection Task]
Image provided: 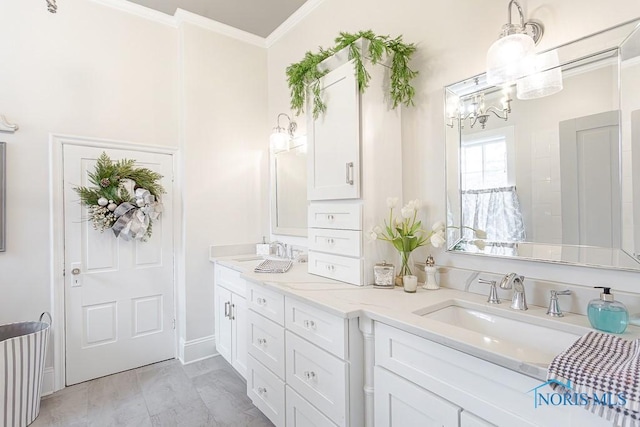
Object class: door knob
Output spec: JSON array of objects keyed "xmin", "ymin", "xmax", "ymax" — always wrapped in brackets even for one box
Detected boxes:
[{"xmin": 71, "ymin": 268, "xmax": 81, "ymax": 275}]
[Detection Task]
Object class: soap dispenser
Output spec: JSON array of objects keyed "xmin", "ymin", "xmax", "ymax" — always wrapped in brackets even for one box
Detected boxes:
[{"xmin": 587, "ymin": 287, "xmax": 629, "ymax": 334}]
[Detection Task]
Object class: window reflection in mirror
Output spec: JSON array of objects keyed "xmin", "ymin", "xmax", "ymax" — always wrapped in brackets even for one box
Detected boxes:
[{"xmin": 445, "ymin": 19, "xmax": 640, "ymax": 270}]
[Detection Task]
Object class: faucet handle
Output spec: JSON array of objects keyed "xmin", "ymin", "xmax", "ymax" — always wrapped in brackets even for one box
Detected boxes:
[
  {"xmin": 478, "ymin": 278, "xmax": 501, "ymax": 304},
  {"xmin": 547, "ymin": 289, "xmax": 571, "ymax": 317}
]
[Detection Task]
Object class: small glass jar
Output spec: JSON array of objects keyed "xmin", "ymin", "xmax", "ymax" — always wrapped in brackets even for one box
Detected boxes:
[{"xmin": 373, "ymin": 261, "xmax": 395, "ymax": 289}]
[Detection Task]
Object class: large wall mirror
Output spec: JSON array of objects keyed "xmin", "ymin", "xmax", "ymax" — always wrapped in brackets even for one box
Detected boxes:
[
  {"xmin": 270, "ymin": 139, "xmax": 308, "ymax": 236},
  {"xmin": 445, "ymin": 19, "xmax": 640, "ymax": 270}
]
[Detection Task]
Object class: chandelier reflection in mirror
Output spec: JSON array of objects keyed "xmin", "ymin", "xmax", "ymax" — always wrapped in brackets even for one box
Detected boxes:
[{"xmin": 446, "ymin": 84, "xmax": 512, "ymax": 130}]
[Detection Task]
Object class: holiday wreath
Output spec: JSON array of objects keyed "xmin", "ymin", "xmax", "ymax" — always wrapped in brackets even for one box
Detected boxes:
[{"xmin": 74, "ymin": 152, "xmax": 164, "ymax": 241}]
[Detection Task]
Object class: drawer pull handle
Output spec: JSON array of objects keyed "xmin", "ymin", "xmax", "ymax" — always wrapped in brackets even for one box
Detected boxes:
[
  {"xmin": 224, "ymin": 301, "xmax": 230, "ymax": 318},
  {"xmin": 326, "ymin": 238, "xmax": 335, "ymax": 245},
  {"xmin": 230, "ymin": 304, "xmax": 235, "ymax": 320},
  {"xmin": 258, "ymin": 387, "xmax": 267, "ymax": 395},
  {"xmin": 325, "ymin": 264, "xmax": 335, "ymax": 272},
  {"xmin": 326, "ymin": 214, "xmax": 335, "ymax": 222},
  {"xmin": 346, "ymin": 162, "xmax": 354, "ymax": 185},
  {"xmin": 304, "ymin": 371, "xmax": 317, "ymax": 381},
  {"xmin": 303, "ymin": 320, "xmax": 316, "ymax": 329},
  {"xmin": 257, "ymin": 338, "xmax": 267, "ymax": 346},
  {"xmin": 256, "ymin": 297, "xmax": 266, "ymax": 306}
]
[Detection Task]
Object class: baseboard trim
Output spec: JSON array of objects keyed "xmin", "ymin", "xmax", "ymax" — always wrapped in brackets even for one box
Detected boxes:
[
  {"xmin": 179, "ymin": 335, "xmax": 218, "ymax": 365},
  {"xmin": 41, "ymin": 367, "xmax": 56, "ymax": 396}
]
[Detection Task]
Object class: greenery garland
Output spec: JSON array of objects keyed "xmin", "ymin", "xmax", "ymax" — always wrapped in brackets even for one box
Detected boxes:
[
  {"xmin": 286, "ymin": 30, "xmax": 418, "ymax": 118},
  {"xmin": 74, "ymin": 152, "xmax": 165, "ymax": 240}
]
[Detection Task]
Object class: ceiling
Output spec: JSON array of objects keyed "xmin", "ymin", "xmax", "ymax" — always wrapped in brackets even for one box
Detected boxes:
[{"xmin": 126, "ymin": 0, "xmax": 309, "ymax": 38}]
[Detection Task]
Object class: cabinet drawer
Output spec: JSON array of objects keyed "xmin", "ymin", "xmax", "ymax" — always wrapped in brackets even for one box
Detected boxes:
[
  {"xmin": 248, "ymin": 310, "xmax": 285, "ymax": 379},
  {"xmin": 215, "ymin": 264, "xmax": 246, "ymax": 295},
  {"xmin": 308, "ymin": 251, "xmax": 363, "ymax": 286},
  {"xmin": 247, "ymin": 355, "xmax": 285, "ymax": 427},
  {"xmin": 285, "ymin": 297, "xmax": 347, "ymax": 359},
  {"xmin": 308, "ymin": 228, "xmax": 361, "ymax": 257},
  {"xmin": 285, "ymin": 331, "xmax": 347, "ymax": 427},
  {"xmin": 247, "ymin": 282, "xmax": 285, "ymax": 326},
  {"xmin": 286, "ymin": 386, "xmax": 338, "ymax": 427},
  {"xmin": 308, "ymin": 203, "xmax": 362, "ymax": 230},
  {"xmin": 374, "ymin": 366, "xmax": 460, "ymax": 427}
]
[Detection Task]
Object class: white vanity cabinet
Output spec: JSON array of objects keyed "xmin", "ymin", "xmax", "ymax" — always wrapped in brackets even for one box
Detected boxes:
[
  {"xmin": 246, "ymin": 282, "xmax": 287, "ymax": 426},
  {"xmin": 374, "ymin": 366, "xmax": 460, "ymax": 427},
  {"xmin": 284, "ymin": 296, "xmax": 363, "ymax": 427},
  {"xmin": 307, "ymin": 42, "xmax": 402, "ymax": 286},
  {"xmin": 307, "ymin": 61, "xmax": 361, "ymax": 201},
  {"xmin": 373, "ymin": 322, "xmax": 611, "ymax": 427},
  {"xmin": 245, "ymin": 281, "xmax": 363, "ymax": 427},
  {"xmin": 214, "ymin": 264, "xmax": 248, "ymax": 378}
]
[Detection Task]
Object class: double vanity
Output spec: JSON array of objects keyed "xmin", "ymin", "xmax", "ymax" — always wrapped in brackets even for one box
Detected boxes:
[{"xmin": 211, "ymin": 255, "xmax": 630, "ymax": 427}]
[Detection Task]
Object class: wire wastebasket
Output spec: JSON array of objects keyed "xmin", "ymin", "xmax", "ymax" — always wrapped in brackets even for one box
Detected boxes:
[{"xmin": 0, "ymin": 313, "xmax": 51, "ymax": 427}]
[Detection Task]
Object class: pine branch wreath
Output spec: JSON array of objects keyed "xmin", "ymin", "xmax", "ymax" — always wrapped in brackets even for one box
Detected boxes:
[{"xmin": 74, "ymin": 152, "xmax": 165, "ymax": 240}]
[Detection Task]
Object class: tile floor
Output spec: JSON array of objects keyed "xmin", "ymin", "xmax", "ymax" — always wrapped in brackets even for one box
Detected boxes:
[{"xmin": 32, "ymin": 356, "xmax": 273, "ymax": 427}]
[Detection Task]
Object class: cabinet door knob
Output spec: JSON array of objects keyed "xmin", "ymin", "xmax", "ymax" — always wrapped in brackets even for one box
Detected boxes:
[
  {"xmin": 258, "ymin": 338, "xmax": 267, "ymax": 346},
  {"xmin": 230, "ymin": 304, "xmax": 235, "ymax": 320},
  {"xmin": 258, "ymin": 387, "xmax": 267, "ymax": 395},
  {"xmin": 224, "ymin": 301, "xmax": 230, "ymax": 318},
  {"xmin": 346, "ymin": 162, "xmax": 354, "ymax": 185},
  {"xmin": 304, "ymin": 371, "xmax": 317, "ymax": 381}
]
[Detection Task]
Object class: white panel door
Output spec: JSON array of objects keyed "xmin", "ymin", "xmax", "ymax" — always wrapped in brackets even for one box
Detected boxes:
[
  {"xmin": 308, "ymin": 61, "xmax": 360, "ymax": 201},
  {"xmin": 560, "ymin": 111, "xmax": 620, "ymax": 247},
  {"xmin": 63, "ymin": 145, "xmax": 175, "ymax": 385}
]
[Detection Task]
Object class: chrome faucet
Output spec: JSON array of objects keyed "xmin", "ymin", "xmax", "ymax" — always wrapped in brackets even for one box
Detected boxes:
[
  {"xmin": 546, "ymin": 290, "xmax": 572, "ymax": 317},
  {"xmin": 499, "ymin": 273, "xmax": 527, "ymax": 310},
  {"xmin": 270, "ymin": 241, "xmax": 288, "ymax": 259},
  {"xmin": 478, "ymin": 278, "xmax": 501, "ymax": 304}
]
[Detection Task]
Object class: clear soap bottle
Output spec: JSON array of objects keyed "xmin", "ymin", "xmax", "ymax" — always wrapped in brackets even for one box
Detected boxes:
[{"xmin": 587, "ymin": 287, "xmax": 629, "ymax": 334}]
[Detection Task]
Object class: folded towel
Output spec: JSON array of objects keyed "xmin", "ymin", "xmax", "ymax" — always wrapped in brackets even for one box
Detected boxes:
[
  {"xmin": 547, "ymin": 331, "xmax": 640, "ymax": 426},
  {"xmin": 254, "ymin": 259, "xmax": 293, "ymax": 273}
]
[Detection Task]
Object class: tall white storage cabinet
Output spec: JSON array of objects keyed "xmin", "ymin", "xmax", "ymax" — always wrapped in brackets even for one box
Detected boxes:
[{"xmin": 307, "ymin": 43, "xmax": 403, "ymax": 286}]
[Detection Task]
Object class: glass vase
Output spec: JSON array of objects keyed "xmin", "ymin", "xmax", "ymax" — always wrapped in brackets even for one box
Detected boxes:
[{"xmin": 398, "ymin": 250, "xmax": 414, "ymax": 277}]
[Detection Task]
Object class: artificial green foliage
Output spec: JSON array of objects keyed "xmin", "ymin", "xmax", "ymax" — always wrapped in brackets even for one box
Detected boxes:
[
  {"xmin": 286, "ymin": 30, "xmax": 418, "ymax": 118},
  {"xmin": 74, "ymin": 152, "xmax": 165, "ymax": 206}
]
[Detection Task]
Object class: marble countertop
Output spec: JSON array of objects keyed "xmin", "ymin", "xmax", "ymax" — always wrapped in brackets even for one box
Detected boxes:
[{"xmin": 212, "ymin": 255, "xmax": 640, "ymax": 381}]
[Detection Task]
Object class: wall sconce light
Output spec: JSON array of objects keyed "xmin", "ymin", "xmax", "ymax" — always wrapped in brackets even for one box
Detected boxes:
[
  {"xmin": 270, "ymin": 113, "xmax": 297, "ymax": 153},
  {"xmin": 486, "ymin": 0, "xmax": 544, "ymax": 86},
  {"xmin": 447, "ymin": 86, "xmax": 512, "ymax": 129},
  {"xmin": 516, "ymin": 49, "xmax": 563, "ymax": 99}
]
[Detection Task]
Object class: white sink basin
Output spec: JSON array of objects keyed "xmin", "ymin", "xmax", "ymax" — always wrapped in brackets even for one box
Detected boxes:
[{"xmin": 415, "ymin": 301, "xmax": 587, "ymax": 364}]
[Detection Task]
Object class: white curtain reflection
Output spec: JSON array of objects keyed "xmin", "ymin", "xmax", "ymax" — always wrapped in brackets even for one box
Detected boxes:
[{"xmin": 462, "ymin": 186, "xmax": 526, "ymax": 243}]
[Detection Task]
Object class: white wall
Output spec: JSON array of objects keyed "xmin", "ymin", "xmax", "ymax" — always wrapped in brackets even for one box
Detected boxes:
[
  {"xmin": 0, "ymin": 0, "xmax": 179, "ymax": 327},
  {"xmin": 180, "ymin": 22, "xmax": 268, "ymax": 343},
  {"xmin": 267, "ymin": 0, "xmax": 640, "ymax": 298},
  {"xmin": 0, "ymin": 0, "xmax": 269, "ymax": 381}
]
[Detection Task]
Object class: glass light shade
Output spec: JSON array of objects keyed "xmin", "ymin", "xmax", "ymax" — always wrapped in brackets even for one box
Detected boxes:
[
  {"xmin": 516, "ymin": 50, "xmax": 563, "ymax": 99},
  {"xmin": 486, "ymin": 33, "xmax": 536, "ymax": 86},
  {"xmin": 270, "ymin": 130, "xmax": 289, "ymax": 153}
]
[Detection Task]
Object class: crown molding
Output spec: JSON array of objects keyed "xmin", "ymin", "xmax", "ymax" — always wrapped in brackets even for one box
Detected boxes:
[
  {"xmin": 89, "ymin": 0, "xmax": 325, "ymax": 49},
  {"xmin": 265, "ymin": 0, "xmax": 325, "ymax": 47},
  {"xmin": 89, "ymin": 0, "xmax": 177, "ymax": 27},
  {"xmin": 174, "ymin": 9, "xmax": 266, "ymax": 48}
]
